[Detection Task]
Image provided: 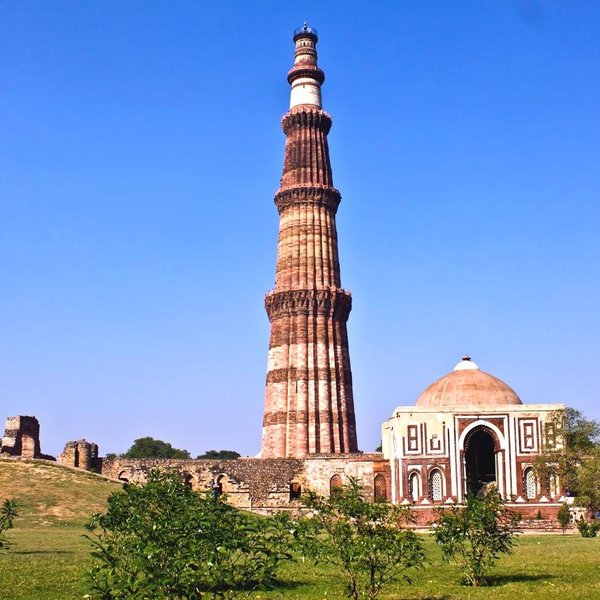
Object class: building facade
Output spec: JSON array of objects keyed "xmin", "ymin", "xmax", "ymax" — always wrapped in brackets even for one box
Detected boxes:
[{"xmin": 382, "ymin": 356, "xmax": 565, "ymax": 523}]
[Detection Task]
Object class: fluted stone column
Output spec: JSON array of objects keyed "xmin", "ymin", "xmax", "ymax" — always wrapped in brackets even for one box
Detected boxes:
[{"xmin": 262, "ymin": 24, "xmax": 358, "ymax": 458}]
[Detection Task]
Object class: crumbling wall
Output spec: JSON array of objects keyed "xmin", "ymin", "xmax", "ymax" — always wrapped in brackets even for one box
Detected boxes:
[
  {"xmin": 102, "ymin": 457, "xmax": 305, "ymax": 512},
  {"xmin": 0, "ymin": 416, "xmax": 54, "ymax": 460},
  {"xmin": 58, "ymin": 439, "xmax": 100, "ymax": 472},
  {"xmin": 102, "ymin": 454, "xmax": 390, "ymax": 513}
]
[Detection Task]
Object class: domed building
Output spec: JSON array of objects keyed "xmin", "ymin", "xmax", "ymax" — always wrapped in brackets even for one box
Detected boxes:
[{"xmin": 381, "ymin": 356, "xmax": 565, "ymax": 523}]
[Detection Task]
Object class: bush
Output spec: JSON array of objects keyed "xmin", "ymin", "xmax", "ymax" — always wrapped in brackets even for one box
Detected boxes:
[
  {"xmin": 0, "ymin": 499, "xmax": 18, "ymax": 550},
  {"xmin": 297, "ymin": 478, "xmax": 424, "ymax": 600},
  {"xmin": 576, "ymin": 519, "xmax": 600, "ymax": 538},
  {"xmin": 433, "ymin": 488, "xmax": 518, "ymax": 586},
  {"xmin": 86, "ymin": 469, "xmax": 294, "ymax": 599},
  {"xmin": 557, "ymin": 503, "xmax": 571, "ymax": 534}
]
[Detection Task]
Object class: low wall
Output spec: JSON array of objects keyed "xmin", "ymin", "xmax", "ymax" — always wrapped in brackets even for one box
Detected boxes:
[{"xmin": 102, "ymin": 453, "xmax": 390, "ymax": 513}]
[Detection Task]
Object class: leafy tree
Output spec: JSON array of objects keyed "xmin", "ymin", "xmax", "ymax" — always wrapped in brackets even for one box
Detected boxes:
[
  {"xmin": 121, "ymin": 436, "xmax": 191, "ymax": 459},
  {"xmin": 557, "ymin": 503, "xmax": 571, "ymax": 534},
  {"xmin": 197, "ymin": 450, "xmax": 241, "ymax": 460},
  {"xmin": 0, "ymin": 499, "xmax": 18, "ymax": 550},
  {"xmin": 433, "ymin": 488, "xmax": 518, "ymax": 587},
  {"xmin": 86, "ymin": 469, "xmax": 293, "ymax": 599},
  {"xmin": 297, "ymin": 478, "xmax": 424, "ymax": 600},
  {"xmin": 535, "ymin": 408, "xmax": 600, "ymax": 510},
  {"xmin": 573, "ymin": 447, "xmax": 600, "ymax": 511}
]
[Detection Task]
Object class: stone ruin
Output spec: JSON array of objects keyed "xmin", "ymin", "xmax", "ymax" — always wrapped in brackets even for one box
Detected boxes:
[
  {"xmin": 58, "ymin": 439, "xmax": 101, "ymax": 472},
  {"xmin": 0, "ymin": 411, "xmax": 391, "ymax": 513},
  {"xmin": 0, "ymin": 415, "xmax": 55, "ymax": 460}
]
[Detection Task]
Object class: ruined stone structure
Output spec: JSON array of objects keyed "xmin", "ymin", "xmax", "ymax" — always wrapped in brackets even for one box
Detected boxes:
[
  {"xmin": 262, "ymin": 23, "xmax": 358, "ymax": 458},
  {"xmin": 58, "ymin": 439, "xmax": 100, "ymax": 472},
  {"xmin": 102, "ymin": 453, "xmax": 388, "ymax": 513},
  {"xmin": 0, "ymin": 416, "xmax": 54, "ymax": 460},
  {"xmin": 382, "ymin": 356, "xmax": 565, "ymax": 523}
]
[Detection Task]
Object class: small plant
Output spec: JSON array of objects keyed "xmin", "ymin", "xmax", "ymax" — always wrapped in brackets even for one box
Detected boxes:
[
  {"xmin": 557, "ymin": 503, "xmax": 571, "ymax": 534},
  {"xmin": 514, "ymin": 510, "xmax": 523, "ymax": 522},
  {"xmin": 576, "ymin": 518, "xmax": 600, "ymax": 538},
  {"xmin": 0, "ymin": 499, "xmax": 18, "ymax": 550},
  {"xmin": 297, "ymin": 478, "xmax": 424, "ymax": 600},
  {"xmin": 433, "ymin": 487, "xmax": 518, "ymax": 587},
  {"xmin": 86, "ymin": 469, "xmax": 294, "ymax": 599},
  {"xmin": 536, "ymin": 509, "xmax": 543, "ymax": 520}
]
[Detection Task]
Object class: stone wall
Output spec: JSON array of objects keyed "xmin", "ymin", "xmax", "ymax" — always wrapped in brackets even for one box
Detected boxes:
[
  {"xmin": 102, "ymin": 453, "xmax": 390, "ymax": 513},
  {"xmin": 0, "ymin": 416, "xmax": 54, "ymax": 460}
]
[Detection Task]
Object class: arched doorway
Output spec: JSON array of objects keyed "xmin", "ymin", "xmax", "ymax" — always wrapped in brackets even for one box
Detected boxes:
[
  {"xmin": 408, "ymin": 471, "xmax": 420, "ymax": 502},
  {"xmin": 464, "ymin": 426, "xmax": 497, "ymax": 496},
  {"xmin": 330, "ymin": 474, "xmax": 343, "ymax": 496},
  {"xmin": 289, "ymin": 481, "xmax": 302, "ymax": 501},
  {"xmin": 374, "ymin": 474, "xmax": 387, "ymax": 502}
]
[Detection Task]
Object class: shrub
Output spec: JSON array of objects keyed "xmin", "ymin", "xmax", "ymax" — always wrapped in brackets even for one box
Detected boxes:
[
  {"xmin": 433, "ymin": 488, "xmax": 518, "ymax": 586},
  {"xmin": 297, "ymin": 478, "xmax": 424, "ymax": 600},
  {"xmin": 576, "ymin": 519, "xmax": 600, "ymax": 538},
  {"xmin": 557, "ymin": 503, "xmax": 571, "ymax": 534},
  {"xmin": 0, "ymin": 499, "xmax": 18, "ymax": 550},
  {"xmin": 86, "ymin": 469, "xmax": 294, "ymax": 599}
]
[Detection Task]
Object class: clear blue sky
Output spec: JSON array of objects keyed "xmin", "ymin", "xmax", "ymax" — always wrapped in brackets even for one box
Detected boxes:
[{"xmin": 1, "ymin": 1, "xmax": 598, "ymax": 457}]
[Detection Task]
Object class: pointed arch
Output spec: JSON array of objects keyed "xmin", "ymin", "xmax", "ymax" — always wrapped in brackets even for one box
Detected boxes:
[
  {"xmin": 374, "ymin": 474, "xmax": 388, "ymax": 502},
  {"xmin": 429, "ymin": 468, "xmax": 444, "ymax": 502},
  {"xmin": 330, "ymin": 474, "xmax": 343, "ymax": 496},
  {"xmin": 408, "ymin": 471, "xmax": 420, "ymax": 502},
  {"xmin": 524, "ymin": 467, "xmax": 536, "ymax": 500}
]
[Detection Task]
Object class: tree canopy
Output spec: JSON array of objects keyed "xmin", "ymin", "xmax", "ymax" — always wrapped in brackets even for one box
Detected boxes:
[
  {"xmin": 121, "ymin": 437, "xmax": 191, "ymax": 459},
  {"xmin": 535, "ymin": 408, "xmax": 600, "ymax": 511},
  {"xmin": 196, "ymin": 450, "xmax": 241, "ymax": 460}
]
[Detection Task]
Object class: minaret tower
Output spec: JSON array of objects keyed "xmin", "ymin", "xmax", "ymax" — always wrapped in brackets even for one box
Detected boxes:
[{"xmin": 262, "ymin": 24, "xmax": 358, "ymax": 458}]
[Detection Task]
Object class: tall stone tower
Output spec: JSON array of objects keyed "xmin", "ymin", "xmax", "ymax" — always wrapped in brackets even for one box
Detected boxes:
[{"xmin": 262, "ymin": 24, "xmax": 358, "ymax": 458}]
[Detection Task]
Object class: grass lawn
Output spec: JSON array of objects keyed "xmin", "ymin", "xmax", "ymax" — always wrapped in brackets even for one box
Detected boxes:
[
  {"xmin": 0, "ymin": 526, "xmax": 598, "ymax": 599},
  {"xmin": 1, "ymin": 460, "xmax": 598, "ymax": 599}
]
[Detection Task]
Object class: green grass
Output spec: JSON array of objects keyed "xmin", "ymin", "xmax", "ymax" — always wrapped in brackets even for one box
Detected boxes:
[
  {"xmin": 260, "ymin": 535, "xmax": 600, "ymax": 599},
  {"xmin": 0, "ymin": 459, "xmax": 598, "ymax": 599},
  {"xmin": 0, "ymin": 459, "xmax": 120, "ymax": 526},
  {"xmin": 1, "ymin": 527, "xmax": 598, "ymax": 599}
]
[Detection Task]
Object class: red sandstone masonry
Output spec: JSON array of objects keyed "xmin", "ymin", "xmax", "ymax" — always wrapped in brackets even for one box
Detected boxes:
[{"xmin": 261, "ymin": 28, "xmax": 358, "ymax": 459}]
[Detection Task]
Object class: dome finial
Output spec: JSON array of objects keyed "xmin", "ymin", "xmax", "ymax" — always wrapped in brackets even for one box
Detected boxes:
[{"xmin": 454, "ymin": 355, "xmax": 479, "ymax": 371}]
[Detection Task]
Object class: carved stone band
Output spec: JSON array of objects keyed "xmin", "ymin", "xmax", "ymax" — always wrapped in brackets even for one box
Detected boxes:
[
  {"xmin": 274, "ymin": 185, "xmax": 341, "ymax": 214},
  {"xmin": 282, "ymin": 108, "xmax": 332, "ymax": 135},
  {"xmin": 265, "ymin": 288, "xmax": 352, "ymax": 321}
]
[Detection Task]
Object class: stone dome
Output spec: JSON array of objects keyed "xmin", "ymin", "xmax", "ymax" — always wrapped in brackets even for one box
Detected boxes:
[{"xmin": 415, "ymin": 356, "xmax": 522, "ymax": 408}]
